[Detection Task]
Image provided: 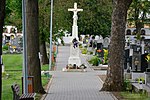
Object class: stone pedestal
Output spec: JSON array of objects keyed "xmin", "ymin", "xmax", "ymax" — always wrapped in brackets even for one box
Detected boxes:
[
  {"xmin": 124, "ymin": 73, "xmax": 131, "ymax": 79},
  {"xmin": 72, "ymin": 25, "xmax": 78, "ymax": 39},
  {"xmin": 68, "ymin": 44, "xmax": 81, "ymax": 67}
]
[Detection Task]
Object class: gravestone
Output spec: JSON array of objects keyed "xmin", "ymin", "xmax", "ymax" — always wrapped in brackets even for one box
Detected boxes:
[
  {"xmin": 96, "ymin": 35, "xmax": 103, "ymax": 57},
  {"xmin": 145, "ymin": 39, "xmax": 150, "ymax": 53},
  {"xmin": 68, "ymin": 3, "xmax": 83, "ymax": 67},
  {"xmin": 103, "ymin": 37, "xmax": 110, "ymax": 49},
  {"xmin": 141, "ymin": 29, "xmax": 146, "ymax": 35},
  {"xmin": 141, "ymin": 40, "xmax": 145, "ymax": 54},
  {"xmin": 132, "ymin": 53, "xmax": 141, "ymax": 71},
  {"xmin": 124, "ymin": 49, "xmax": 130, "ymax": 69},
  {"xmin": 87, "ymin": 35, "xmax": 93, "ymax": 52},
  {"xmin": 126, "ymin": 29, "xmax": 131, "ymax": 35},
  {"xmin": 145, "ymin": 72, "xmax": 150, "ymax": 87},
  {"xmin": 141, "ymin": 53, "xmax": 148, "ymax": 72},
  {"xmin": 96, "ymin": 35, "xmax": 103, "ymax": 50},
  {"xmin": 95, "ymin": 35, "xmax": 99, "ymax": 41}
]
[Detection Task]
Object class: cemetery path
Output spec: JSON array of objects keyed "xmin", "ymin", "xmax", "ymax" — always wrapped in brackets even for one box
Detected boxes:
[{"xmin": 43, "ymin": 46, "xmax": 117, "ymax": 100}]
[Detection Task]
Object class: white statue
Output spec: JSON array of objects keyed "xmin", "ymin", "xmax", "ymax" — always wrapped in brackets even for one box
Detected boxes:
[
  {"xmin": 68, "ymin": 3, "xmax": 83, "ymax": 67},
  {"xmin": 68, "ymin": 3, "xmax": 83, "ymax": 39}
]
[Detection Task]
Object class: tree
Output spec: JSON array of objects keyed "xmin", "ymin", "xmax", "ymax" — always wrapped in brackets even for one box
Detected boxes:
[
  {"xmin": 101, "ymin": 0, "xmax": 132, "ymax": 91},
  {"xmin": 39, "ymin": 0, "xmax": 50, "ymax": 64},
  {"xmin": 5, "ymin": 0, "xmax": 22, "ymax": 31},
  {"xmin": 0, "ymin": 0, "xmax": 6, "ymax": 99},
  {"xmin": 53, "ymin": 0, "xmax": 112, "ymax": 37},
  {"xmin": 78, "ymin": 0, "xmax": 112, "ymax": 37},
  {"xmin": 26, "ymin": 0, "xmax": 45, "ymax": 93},
  {"xmin": 128, "ymin": 0, "xmax": 150, "ymax": 34}
]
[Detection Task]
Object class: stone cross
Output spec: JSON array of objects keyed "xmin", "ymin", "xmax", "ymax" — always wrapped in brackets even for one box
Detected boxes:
[
  {"xmin": 68, "ymin": 3, "xmax": 83, "ymax": 67},
  {"xmin": 68, "ymin": 3, "xmax": 83, "ymax": 39}
]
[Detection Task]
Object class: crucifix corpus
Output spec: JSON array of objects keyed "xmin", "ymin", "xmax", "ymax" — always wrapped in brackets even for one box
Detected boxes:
[
  {"xmin": 68, "ymin": 2, "xmax": 83, "ymax": 39},
  {"xmin": 68, "ymin": 3, "xmax": 83, "ymax": 67}
]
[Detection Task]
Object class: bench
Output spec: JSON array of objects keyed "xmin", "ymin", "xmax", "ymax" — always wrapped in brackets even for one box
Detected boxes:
[
  {"xmin": 11, "ymin": 84, "xmax": 36, "ymax": 100},
  {"xmin": 132, "ymin": 83, "xmax": 143, "ymax": 92}
]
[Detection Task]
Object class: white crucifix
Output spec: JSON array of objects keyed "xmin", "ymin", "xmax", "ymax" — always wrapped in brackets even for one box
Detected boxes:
[
  {"xmin": 68, "ymin": 3, "xmax": 83, "ymax": 39},
  {"xmin": 67, "ymin": 3, "xmax": 83, "ymax": 67}
]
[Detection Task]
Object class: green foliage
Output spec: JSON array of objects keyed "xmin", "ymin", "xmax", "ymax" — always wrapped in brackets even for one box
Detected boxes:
[
  {"xmin": 79, "ymin": 0, "xmax": 112, "ymax": 37},
  {"xmin": 81, "ymin": 48, "xmax": 87, "ymax": 54},
  {"xmin": 145, "ymin": 54, "xmax": 150, "ymax": 62},
  {"xmin": 89, "ymin": 51, "xmax": 93, "ymax": 55},
  {"xmin": 5, "ymin": 0, "xmax": 22, "ymax": 30},
  {"xmin": 2, "ymin": 70, "xmax": 50, "ymax": 100},
  {"xmin": 124, "ymin": 79, "xmax": 132, "ymax": 91},
  {"xmin": 128, "ymin": 0, "xmax": 150, "ymax": 32},
  {"xmin": 79, "ymin": 44, "xmax": 82, "ymax": 48},
  {"xmin": 2, "ymin": 45, "xmax": 9, "ymax": 51},
  {"xmin": 103, "ymin": 49, "xmax": 108, "ymax": 64},
  {"xmin": 88, "ymin": 56, "xmax": 100, "ymax": 66},
  {"xmin": 41, "ymin": 64, "xmax": 49, "ymax": 71},
  {"xmin": 136, "ymin": 33, "xmax": 141, "ymax": 40},
  {"xmin": 3, "ymin": 54, "xmax": 23, "ymax": 70},
  {"xmin": 39, "ymin": 0, "xmax": 51, "ymax": 43},
  {"xmin": 136, "ymin": 77, "xmax": 145, "ymax": 84},
  {"xmin": 53, "ymin": 0, "xmax": 112, "ymax": 37},
  {"xmin": 2, "ymin": 72, "xmax": 8, "ymax": 78},
  {"xmin": 2, "ymin": 54, "xmax": 50, "ymax": 99},
  {"xmin": 120, "ymin": 92, "xmax": 149, "ymax": 100},
  {"xmin": 2, "ymin": 71, "xmax": 22, "ymax": 100}
]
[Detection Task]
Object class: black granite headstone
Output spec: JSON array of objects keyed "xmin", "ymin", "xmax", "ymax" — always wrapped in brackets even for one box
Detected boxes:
[
  {"xmin": 126, "ymin": 29, "xmax": 131, "ymax": 35},
  {"xmin": 124, "ymin": 49, "xmax": 130, "ymax": 69},
  {"xmin": 141, "ymin": 53, "xmax": 148, "ymax": 72},
  {"xmin": 141, "ymin": 29, "xmax": 146, "ymax": 35}
]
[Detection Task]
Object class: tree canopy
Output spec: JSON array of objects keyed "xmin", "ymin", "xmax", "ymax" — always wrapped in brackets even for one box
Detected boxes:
[
  {"xmin": 5, "ymin": 0, "xmax": 22, "ymax": 31},
  {"xmin": 128, "ymin": 0, "xmax": 150, "ymax": 33},
  {"xmin": 53, "ymin": 0, "xmax": 112, "ymax": 37}
]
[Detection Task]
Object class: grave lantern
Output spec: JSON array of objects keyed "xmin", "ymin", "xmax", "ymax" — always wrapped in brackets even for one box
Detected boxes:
[
  {"xmin": 141, "ymin": 29, "xmax": 146, "ymax": 35},
  {"xmin": 126, "ymin": 29, "xmax": 131, "ymax": 35}
]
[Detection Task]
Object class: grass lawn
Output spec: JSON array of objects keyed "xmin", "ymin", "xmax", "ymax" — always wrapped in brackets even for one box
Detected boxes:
[
  {"xmin": 2, "ymin": 54, "xmax": 50, "ymax": 100},
  {"xmin": 120, "ymin": 92, "xmax": 150, "ymax": 100}
]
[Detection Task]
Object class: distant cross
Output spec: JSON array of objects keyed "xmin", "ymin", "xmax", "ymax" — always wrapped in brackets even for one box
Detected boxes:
[{"xmin": 68, "ymin": 3, "xmax": 83, "ymax": 26}]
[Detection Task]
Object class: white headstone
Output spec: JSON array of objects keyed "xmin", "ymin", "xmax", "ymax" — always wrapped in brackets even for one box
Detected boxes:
[
  {"xmin": 141, "ymin": 41, "xmax": 145, "ymax": 54},
  {"xmin": 95, "ymin": 35, "xmax": 99, "ymax": 41},
  {"xmin": 103, "ymin": 37, "xmax": 110, "ymax": 48},
  {"xmin": 68, "ymin": 3, "xmax": 83, "ymax": 67},
  {"xmin": 97, "ymin": 35, "xmax": 103, "ymax": 43},
  {"xmin": 130, "ymin": 49, "xmax": 133, "ymax": 56}
]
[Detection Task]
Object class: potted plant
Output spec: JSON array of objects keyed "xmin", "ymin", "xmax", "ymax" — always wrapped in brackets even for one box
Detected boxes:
[
  {"xmin": 103, "ymin": 49, "xmax": 108, "ymax": 65},
  {"xmin": 88, "ymin": 56, "xmax": 100, "ymax": 66},
  {"xmin": 145, "ymin": 54, "xmax": 150, "ymax": 72}
]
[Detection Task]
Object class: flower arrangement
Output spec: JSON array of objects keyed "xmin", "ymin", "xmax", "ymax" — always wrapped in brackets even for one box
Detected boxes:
[
  {"xmin": 103, "ymin": 49, "xmax": 108, "ymax": 64},
  {"xmin": 88, "ymin": 56, "xmax": 100, "ymax": 66},
  {"xmin": 145, "ymin": 54, "xmax": 150, "ymax": 62},
  {"xmin": 97, "ymin": 49, "xmax": 102, "ymax": 53}
]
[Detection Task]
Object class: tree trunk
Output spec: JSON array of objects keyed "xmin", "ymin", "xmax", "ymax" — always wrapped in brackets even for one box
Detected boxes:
[
  {"xmin": 0, "ymin": 0, "xmax": 6, "ymax": 99},
  {"xmin": 101, "ymin": 0, "xmax": 132, "ymax": 91},
  {"xmin": 40, "ymin": 41, "xmax": 49, "ymax": 65},
  {"xmin": 26, "ymin": 0, "xmax": 45, "ymax": 93}
]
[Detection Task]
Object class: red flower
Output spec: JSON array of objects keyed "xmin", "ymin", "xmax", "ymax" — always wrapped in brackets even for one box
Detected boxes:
[{"xmin": 97, "ymin": 49, "xmax": 102, "ymax": 53}]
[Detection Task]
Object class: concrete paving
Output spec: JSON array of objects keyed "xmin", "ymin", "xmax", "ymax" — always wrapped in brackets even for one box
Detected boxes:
[{"xmin": 44, "ymin": 46, "xmax": 117, "ymax": 100}]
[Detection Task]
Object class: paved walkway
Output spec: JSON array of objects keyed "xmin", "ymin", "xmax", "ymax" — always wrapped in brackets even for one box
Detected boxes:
[{"xmin": 44, "ymin": 46, "xmax": 117, "ymax": 100}]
